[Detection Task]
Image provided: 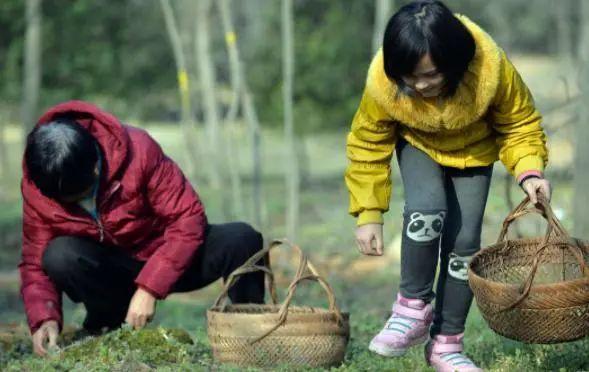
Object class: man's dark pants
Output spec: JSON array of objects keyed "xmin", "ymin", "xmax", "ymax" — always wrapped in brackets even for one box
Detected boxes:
[{"xmin": 41, "ymin": 222, "xmax": 265, "ymax": 331}]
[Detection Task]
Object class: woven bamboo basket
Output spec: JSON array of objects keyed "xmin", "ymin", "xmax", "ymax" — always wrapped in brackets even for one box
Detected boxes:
[
  {"xmin": 207, "ymin": 239, "xmax": 350, "ymax": 368},
  {"xmin": 469, "ymin": 196, "xmax": 589, "ymax": 344}
]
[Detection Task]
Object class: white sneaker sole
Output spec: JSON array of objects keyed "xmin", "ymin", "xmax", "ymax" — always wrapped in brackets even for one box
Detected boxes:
[{"xmin": 369, "ymin": 334, "xmax": 429, "ymax": 357}]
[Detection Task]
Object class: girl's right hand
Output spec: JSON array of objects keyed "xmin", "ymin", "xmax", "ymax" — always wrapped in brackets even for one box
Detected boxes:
[{"xmin": 355, "ymin": 223, "xmax": 384, "ymax": 256}]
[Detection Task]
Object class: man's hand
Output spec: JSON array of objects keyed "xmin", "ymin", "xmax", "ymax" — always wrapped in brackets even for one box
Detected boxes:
[
  {"xmin": 125, "ymin": 287, "xmax": 157, "ymax": 330},
  {"xmin": 355, "ymin": 223, "xmax": 384, "ymax": 256},
  {"xmin": 522, "ymin": 177, "xmax": 552, "ymax": 204},
  {"xmin": 32, "ymin": 320, "xmax": 59, "ymax": 356}
]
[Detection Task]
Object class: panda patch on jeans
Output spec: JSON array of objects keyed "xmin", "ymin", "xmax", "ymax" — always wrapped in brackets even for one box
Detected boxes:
[
  {"xmin": 405, "ymin": 211, "xmax": 446, "ymax": 242},
  {"xmin": 448, "ymin": 253, "xmax": 472, "ymax": 281}
]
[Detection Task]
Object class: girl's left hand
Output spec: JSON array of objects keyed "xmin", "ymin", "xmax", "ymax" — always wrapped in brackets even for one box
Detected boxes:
[{"xmin": 522, "ymin": 177, "xmax": 552, "ymax": 204}]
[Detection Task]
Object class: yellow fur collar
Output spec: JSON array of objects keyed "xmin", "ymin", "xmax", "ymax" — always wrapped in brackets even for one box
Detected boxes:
[{"xmin": 365, "ymin": 15, "xmax": 502, "ymax": 132}]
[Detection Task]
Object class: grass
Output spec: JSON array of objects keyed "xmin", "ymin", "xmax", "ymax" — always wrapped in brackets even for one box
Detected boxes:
[{"xmin": 3, "ymin": 277, "xmax": 589, "ymax": 371}]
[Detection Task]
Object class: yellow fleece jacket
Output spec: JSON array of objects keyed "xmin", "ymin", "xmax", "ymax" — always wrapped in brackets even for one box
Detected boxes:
[{"xmin": 345, "ymin": 15, "xmax": 548, "ymax": 226}]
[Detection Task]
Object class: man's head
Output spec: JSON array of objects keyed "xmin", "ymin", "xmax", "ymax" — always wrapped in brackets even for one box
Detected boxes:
[{"xmin": 25, "ymin": 118, "xmax": 100, "ymax": 203}]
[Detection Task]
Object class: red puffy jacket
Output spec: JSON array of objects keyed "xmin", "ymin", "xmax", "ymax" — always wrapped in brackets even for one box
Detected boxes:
[{"xmin": 19, "ymin": 101, "xmax": 207, "ymax": 332}]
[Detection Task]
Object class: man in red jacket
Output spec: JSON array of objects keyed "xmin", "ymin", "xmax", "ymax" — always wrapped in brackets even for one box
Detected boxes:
[{"xmin": 20, "ymin": 101, "xmax": 264, "ymax": 356}]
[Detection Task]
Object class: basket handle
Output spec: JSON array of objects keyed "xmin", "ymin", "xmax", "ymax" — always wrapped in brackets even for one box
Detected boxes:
[
  {"xmin": 497, "ymin": 196, "xmax": 589, "ymax": 311},
  {"xmin": 250, "ymin": 250, "xmax": 345, "ymax": 343},
  {"xmin": 212, "ymin": 239, "xmax": 301, "ymax": 309},
  {"xmin": 497, "ymin": 195, "xmax": 568, "ymax": 244},
  {"xmin": 499, "ymin": 237, "xmax": 589, "ymax": 312}
]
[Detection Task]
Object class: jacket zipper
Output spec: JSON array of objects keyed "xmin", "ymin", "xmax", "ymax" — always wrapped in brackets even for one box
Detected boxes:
[
  {"xmin": 96, "ymin": 218, "xmax": 105, "ymax": 242},
  {"xmin": 61, "ymin": 208, "xmax": 105, "ymax": 243},
  {"xmin": 61, "ymin": 182, "xmax": 121, "ymax": 243},
  {"xmin": 95, "ymin": 182, "xmax": 121, "ymax": 243}
]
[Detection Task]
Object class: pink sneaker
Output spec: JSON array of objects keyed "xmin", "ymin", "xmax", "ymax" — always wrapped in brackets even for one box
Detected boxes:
[
  {"xmin": 425, "ymin": 333, "xmax": 483, "ymax": 371},
  {"xmin": 369, "ymin": 293, "xmax": 433, "ymax": 357}
]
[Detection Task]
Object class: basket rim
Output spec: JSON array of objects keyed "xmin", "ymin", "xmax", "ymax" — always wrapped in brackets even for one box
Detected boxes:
[
  {"xmin": 474, "ymin": 236, "xmax": 589, "ymax": 255},
  {"xmin": 207, "ymin": 304, "xmax": 350, "ymax": 317},
  {"xmin": 469, "ymin": 237, "xmax": 589, "ymax": 291},
  {"xmin": 475, "ymin": 236, "xmax": 589, "ymax": 253},
  {"xmin": 468, "ymin": 267, "xmax": 589, "ymax": 291}
]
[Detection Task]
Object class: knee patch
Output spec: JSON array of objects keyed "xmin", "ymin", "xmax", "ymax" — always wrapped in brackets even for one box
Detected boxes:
[
  {"xmin": 448, "ymin": 253, "xmax": 472, "ymax": 281},
  {"xmin": 404, "ymin": 210, "xmax": 447, "ymax": 243}
]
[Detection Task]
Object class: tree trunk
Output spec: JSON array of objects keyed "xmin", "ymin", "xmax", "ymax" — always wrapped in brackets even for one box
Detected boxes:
[
  {"xmin": 242, "ymin": 86, "xmax": 265, "ymax": 230},
  {"xmin": 282, "ymin": 0, "xmax": 299, "ymax": 241},
  {"xmin": 486, "ymin": 2, "xmax": 512, "ymax": 53},
  {"xmin": 554, "ymin": 0, "xmax": 573, "ymax": 62},
  {"xmin": 573, "ymin": 0, "xmax": 589, "ymax": 236},
  {"xmin": 217, "ymin": 0, "xmax": 266, "ymax": 228},
  {"xmin": 0, "ymin": 115, "xmax": 7, "ymax": 177},
  {"xmin": 159, "ymin": 0, "xmax": 199, "ymax": 178},
  {"xmin": 296, "ymin": 137, "xmax": 310, "ymax": 188},
  {"xmin": 217, "ymin": 0, "xmax": 245, "ymax": 221},
  {"xmin": 22, "ymin": 0, "xmax": 42, "ymax": 137},
  {"xmin": 195, "ymin": 0, "xmax": 230, "ymax": 220},
  {"xmin": 372, "ymin": 0, "xmax": 394, "ymax": 54}
]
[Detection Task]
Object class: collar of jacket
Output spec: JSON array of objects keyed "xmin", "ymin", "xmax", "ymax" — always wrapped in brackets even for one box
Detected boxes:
[{"xmin": 364, "ymin": 14, "xmax": 502, "ymax": 132}]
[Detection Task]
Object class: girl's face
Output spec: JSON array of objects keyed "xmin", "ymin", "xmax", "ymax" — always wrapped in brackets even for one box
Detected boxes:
[{"xmin": 402, "ymin": 53, "xmax": 445, "ymax": 98}]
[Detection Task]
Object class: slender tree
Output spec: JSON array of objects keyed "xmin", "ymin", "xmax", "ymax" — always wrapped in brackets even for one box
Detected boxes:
[
  {"xmin": 159, "ymin": 0, "xmax": 199, "ymax": 178},
  {"xmin": 282, "ymin": 0, "xmax": 299, "ymax": 241},
  {"xmin": 0, "ymin": 112, "xmax": 7, "ymax": 177},
  {"xmin": 486, "ymin": 1, "xmax": 512, "ymax": 53},
  {"xmin": 217, "ymin": 0, "xmax": 245, "ymax": 221},
  {"xmin": 554, "ymin": 0, "xmax": 574, "ymax": 62},
  {"xmin": 573, "ymin": 0, "xmax": 589, "ymax": 236},
  {"xmin": 195, "ymin": 0, "xmax": 230, "ymax": 220},
  {"xmin": 22, "ymin": 0, "xmax": 41, "ymax": 137},
  {"xmin": 217, "ymin": 0, "xmax": 265, "ymax": 228},
  {"xmin": 242, "ymin": 84, "xmax": 266, "ymax": 230},
  {"xmin": 372, "ymin": 0, "xmax": 394, "ymax": 54}
]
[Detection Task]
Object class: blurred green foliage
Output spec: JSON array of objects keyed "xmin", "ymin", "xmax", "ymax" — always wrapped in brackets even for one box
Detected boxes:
[{"xmin": 0, "ymin": 0, "xmax": 580, "ymax": 129}]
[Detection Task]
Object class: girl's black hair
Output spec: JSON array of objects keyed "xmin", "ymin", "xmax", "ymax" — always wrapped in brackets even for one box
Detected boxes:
[
  {"xmin": 25, "ymin": 118, "xmax": 99, "ymax": 200},
  {"xmin": 382, "ymin": 0, "xmax": 475, "ymax": 97}
]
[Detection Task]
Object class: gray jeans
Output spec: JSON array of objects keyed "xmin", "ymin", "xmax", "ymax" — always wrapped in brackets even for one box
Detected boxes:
[{"xmin": 396, "ymin": 138, "xmax": 493, "ymax": 336}]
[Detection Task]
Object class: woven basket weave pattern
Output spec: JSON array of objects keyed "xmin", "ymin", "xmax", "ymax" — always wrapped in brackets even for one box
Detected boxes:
[
  {"xmin": 469, "ymin": 196, "xmax": 589, "ymax": 344},
  {"xmin": 207, "ymin": 240, "xmax": 350, "ymax": 368}
]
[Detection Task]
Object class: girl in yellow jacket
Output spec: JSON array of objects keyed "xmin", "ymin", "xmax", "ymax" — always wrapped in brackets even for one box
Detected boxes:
[{"xmin": 345, "ymin": 1, "xmax": 551, "ymax": 371}]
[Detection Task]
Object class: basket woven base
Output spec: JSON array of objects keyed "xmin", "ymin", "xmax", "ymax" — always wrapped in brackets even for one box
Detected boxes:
[
  {"xmin": 208, "ymin": 304, "xmax": 350, "ymax": 368},
  {"xmin": 477, "ymin": 301, "xmax": 589, "ymax": 344},
  {"xmin": 469, "ymin": 197, "xmax": 589, "ymax": 344}
]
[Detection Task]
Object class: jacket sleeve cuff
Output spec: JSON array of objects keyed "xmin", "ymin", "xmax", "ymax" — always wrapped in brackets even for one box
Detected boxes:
[
  {"xmin": 28, "ymin": 300, "xmax": 63, "ymax": 334},
  {"xmin": 514, "ymin": 155, "xmax": 545, "ymax": 180},
  {"xmin": 134, "ymin": 259, "xmax": 180, "ymax": 299},
  {"xmin": 357, "ymin": 210, "xmax": 384, "ymax": 226},
  {"xmin": 137, "ymin": 285, "xmax": 161, "ymax": 299},
  {"xmin": 517, "ymin": 170, "xmax": 544, "ymax": 185}
]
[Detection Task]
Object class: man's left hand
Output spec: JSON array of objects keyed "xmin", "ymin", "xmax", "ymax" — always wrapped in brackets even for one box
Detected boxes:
[
  {"xmin": 522, "ymin": 177, "xmax": 552, "ymax": 205},
  {"xmin": 125, "ymin": 287, "xmax": 157, "ymax": 329}
]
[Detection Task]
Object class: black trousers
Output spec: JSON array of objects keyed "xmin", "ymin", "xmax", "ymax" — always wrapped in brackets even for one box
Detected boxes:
[{"xmin": 41, "ymin": 222, "xmax": 265, "ymax": 331}]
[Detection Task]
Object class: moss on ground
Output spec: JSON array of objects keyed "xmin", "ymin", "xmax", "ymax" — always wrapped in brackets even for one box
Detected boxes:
[{"xmin": 1, "ymin": 326, "xmax": 198, "ymax": 371}]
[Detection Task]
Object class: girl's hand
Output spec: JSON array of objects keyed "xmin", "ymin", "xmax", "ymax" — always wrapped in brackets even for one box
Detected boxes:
[
  {"xmin": 125, "ymin": 287, "xmax": 157, "ymax": 330},
  {"xmin": 522, "ymin": 177, "xmax": 552, "ymax": 204},
  {"xmin": 355, "ymin": 223, "xmax": 384, "ymax": 256}
]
